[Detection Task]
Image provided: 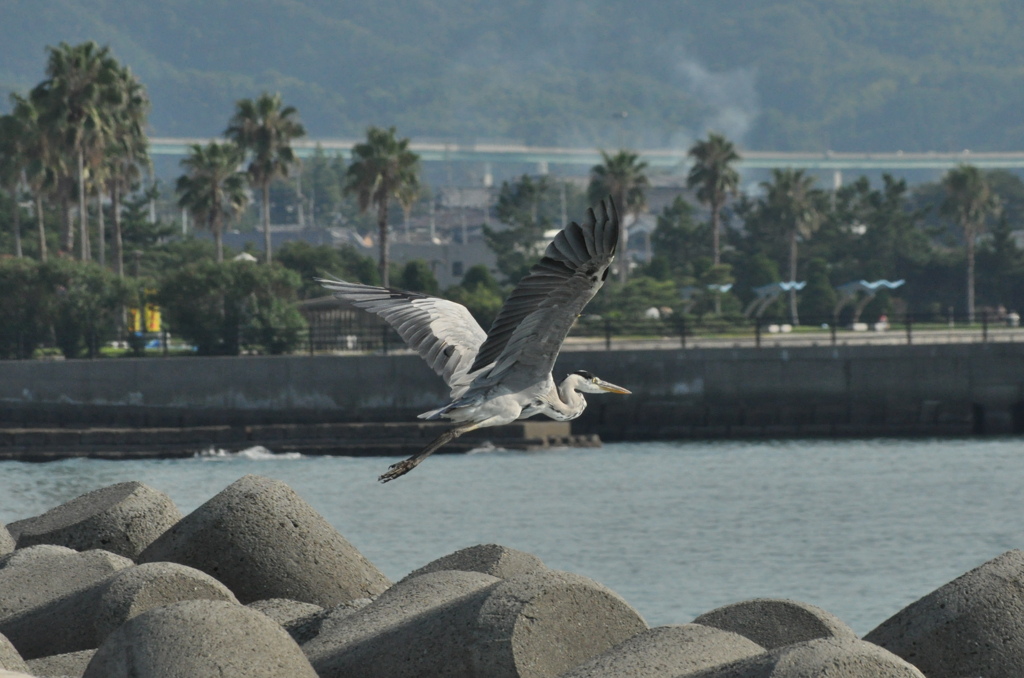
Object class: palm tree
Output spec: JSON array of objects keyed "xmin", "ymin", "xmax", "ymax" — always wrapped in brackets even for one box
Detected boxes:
[
  {"xmin": 761, "ymin": 168, "xmax": 824, "ymax": 325},
  {"xmin": 176, "ymin": 143, "xmax": 250, "ymax": 263},
  {"xmin": 687, "ymin": 132, "xmax": 740, "ymax": 266},
  {"xmin": 30, "ymin": 41, "xmax": 120, "ymax": 260},
  {"xmin": 941, "ymin": 165, "xmax": 1001, "ymax": 324},
  {"xmin": 344, "ymin": 126, "xmax": 420, "ymax": 287},
  {"xmin": 103, "ymin": 65, "xmax": 151, "ymax": 277},
  {"xmin": 225, "ymin": 92, "xmax": 306, "ymax": 264},
  {"xmin": 9, "ymin": 95, "xmax": 51, "ymax": 261},
  {"xmin": 588, "ymin": 149, "xmax": 649, "ymax": 282}
]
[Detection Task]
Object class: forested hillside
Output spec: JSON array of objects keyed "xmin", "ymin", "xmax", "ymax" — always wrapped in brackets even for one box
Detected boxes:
[{"xmin": 3, "ymin": 0, "xmax": 1024, "ymax": 151}]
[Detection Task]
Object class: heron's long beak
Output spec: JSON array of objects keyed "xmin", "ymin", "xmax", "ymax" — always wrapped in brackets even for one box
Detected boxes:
[{"xmin": 597, "ymin": 379, "xmax": 631, "ymax": 395}]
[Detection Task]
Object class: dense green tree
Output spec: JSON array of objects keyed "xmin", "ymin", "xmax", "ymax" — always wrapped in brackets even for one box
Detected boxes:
[
  {"xmin": 941, "ymin": 164, "xmax": 1001, "ymax": 323},
  {"xmin": 651, "ymin": 195, "xmax": 708, "ymax": 282},
  {"xmin": 977, "ymin": 218, "xmax": 1024, "ymax": 313},
  {"xmin": 225, "ymin": 92, "xmax": 306, "ymax": 263},
  {"xmin": 827, "ymin": 175, "xmax": 932, "ymax": 284},
  {"xmin": 589, "ymin": 276, "xmax": 679, "ymax": 320},
  {"xmin": 158, "ymin": 260, "xmax": 306, "ymax": 355},
  {"xmin": 397, "ymin": 259, "xmax": 439, "ymax": 295},
  {"xmin": 119, "ymin": 185, "xmax": 176, "ymax": 254},
  {"xmin": 176, "ymin": 142, "xmax": 250, "ymax": 263},
  {"xmin": 443, "ymin": 264, "xmax": 504, "ymax": 329},
  {"xmin": 344, "ymin": 126, "xmax": 420, "ymax": 287},
  {"xmin": 485, "ymin": 174, "xmax": 553, "ymax": 283},
  {"xmin": 799, "ymin": 257, "xmax": 837, "ymax": 323},
  {"xmin": 0, "ymin": 259, "xmax": 50, "ymax": 357},
  {"xmin": 294, "ymin": 146, "xmax": 347, "ymax": 228},
  {"xmin": 587, "ymin": 150, "xmax": 649, "ymax": 282},
  {"xmin": 39, "ymin": 258, "xmax": 132, "ymax": 358},
  {"xmin": 139, "ymin": 238, "xmax": 218, "ymax": 279},
  {"xmin": 687, "ymin": 132, "xmax": 740, "ymax": 266},
  {"xmin": 276, "ymin": 241, "xmax": 379, "ymax": 298}
]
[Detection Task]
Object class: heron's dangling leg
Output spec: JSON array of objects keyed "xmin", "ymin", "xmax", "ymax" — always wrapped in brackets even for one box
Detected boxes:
[{"xmin": 379, "ymin": 422, "xmax": 478, "ymax": 483}]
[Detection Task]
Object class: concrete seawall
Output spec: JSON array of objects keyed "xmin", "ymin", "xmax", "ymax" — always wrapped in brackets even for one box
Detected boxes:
[{"xmin": 0, "ymin": 343, "xmax": 1021, "ymax": 439}]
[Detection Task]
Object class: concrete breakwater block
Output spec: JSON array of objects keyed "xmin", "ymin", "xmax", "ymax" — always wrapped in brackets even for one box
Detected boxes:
[
  {"xmin": 0, "ymin": 546, "xmax": 133, "ymax": 624},
  {"xmin": 248, "ymin": 598, "xmax": 325, "ymax": 628},
  {"xmin": 138, "ymin": 474, "xmax": 391, "ymax": 606},
  {"xmin": 2, "ymin": 561, "xmax": 238, "ymax": 659},
  {"xmin": 685, "ymin": 637, "xmax": 924, "ymax": 677},
  {"xmin": 864, "ymin": 549, "xmax": 1024, "ymax": 677},
  {"xmin": 0, "ymin": 633, "xmax": 28, "ymax": 674},
  {"xmin": 308, "ymin": 568, "xmax": 647, "ymax": 678},
  {"xmin": 0, "ymin": 671, "xmax": 35, "ymax": 678},
  {"xmin": 693, "ymin": 598, "xmax": 857, "ymax": 650},
  {"xmin": 0, "ymin": 527, "xmax": 12, "ymax": 557},
  {"xmin": 559, "ymin": 623, "xmax": 765, "ymax": 678},
  {"xmin": 25, "ymin": 649, "xmax": 94, "ymax": 678},
  {"xmin": 303, "ymin": 569, "xmax": 502, "ymax": 661},
  {"xmin": 7, "ymin": 481, "xmax": 182, "ymax": 559},
  {"xmin": 83, "ymin": 599, "xmax": 318, "ymax": 678},
  {"xmin": 401, "ymin": 543, "xmax": 547, "ymax": 582}
]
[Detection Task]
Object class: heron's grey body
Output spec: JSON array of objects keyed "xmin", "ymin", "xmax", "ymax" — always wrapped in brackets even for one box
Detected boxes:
[{"xmin": 318, "ymin": 198, "xmax": 630, "ymax": 482}]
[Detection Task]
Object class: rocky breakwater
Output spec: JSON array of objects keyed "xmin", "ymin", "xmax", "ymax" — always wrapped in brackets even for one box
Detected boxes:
[{"xmin": 0, "ymin": 476, "xmax": 1019, "ymax": 677}]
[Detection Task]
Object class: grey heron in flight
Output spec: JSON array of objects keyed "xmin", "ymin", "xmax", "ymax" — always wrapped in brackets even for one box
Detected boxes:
[{"xmin": 318, "ymin": 198, "xmax": 630, "ymax": 482}]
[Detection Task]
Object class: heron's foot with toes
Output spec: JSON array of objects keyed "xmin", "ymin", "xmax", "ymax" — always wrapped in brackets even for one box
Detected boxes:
[{"xmin": 379, "ymin": 459, "xmax": 419, "ymax": 483}]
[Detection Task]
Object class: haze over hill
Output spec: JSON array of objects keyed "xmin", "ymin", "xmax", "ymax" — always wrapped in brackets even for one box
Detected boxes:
[{"xmin": 3, "ymin": 1, "xmax": 1024, "ymax": 153}]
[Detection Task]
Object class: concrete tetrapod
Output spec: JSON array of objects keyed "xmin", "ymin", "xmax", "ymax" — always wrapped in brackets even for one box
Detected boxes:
[
  {"xmin": 686, "ymin": 637, "xmax": 924, "ymax": 678},
  {"xmin": 302, "ymin": 569, "xmax": 503, "ymax": 664},
  {"xmin": 557, "ymin": 624, "xmax": 765, "ymax": 678},
  {"xmin": 309, "ymin": 569, "xmax": 648, "ymax": 678},
  {"xmin": 1, "ymin": 561, "xmax": 238, "ymax": 659},
  {"xmin": 693, "ymin": 598, "xmax": 857, "ymax": 650},
  {"xmin": 0, "ymin": 546, "xmax": 133, "ymax": 625},
  {"xmin": 401, "ymin": 543, "xmax": 547, "ymax": 582},
  {"xmin": 0, "ymin": 633, "xmax": 28, "ymax": 674},
  {"xmin": 864, "ymin": 549, "xmax": 1024, "ymax": 677},
  {"xmin": 83, "ymin": 599, "xmax": 318, "ymax": 678},
  {"xmin": 25, "ymin": 649, "xmax": 94, "ymax": 678},
  {"xmin": 7, "ymin": 481, "xmax": 182, "ymax": 559},
  {"xmin": 0, "ymin": 527, "xmax": 12, "ymax": 558},
  {"xmin": 138, "ymin": 474, "xmax": 390, "ymax": 606},
  {"xmin": 248, "ymin": 598, "xmax": 325, "ymax": 629}
]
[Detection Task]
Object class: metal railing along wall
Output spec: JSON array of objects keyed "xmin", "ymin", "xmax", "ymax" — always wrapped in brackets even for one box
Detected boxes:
[{"xmin": 1, "ymin": 311, "xmax": 1020, "ymax": 359}]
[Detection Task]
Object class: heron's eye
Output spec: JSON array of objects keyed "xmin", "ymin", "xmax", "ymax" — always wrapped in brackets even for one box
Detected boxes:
[{"xmin": 591, "ymin": 378, "xmax": 598, "ymax": 383}]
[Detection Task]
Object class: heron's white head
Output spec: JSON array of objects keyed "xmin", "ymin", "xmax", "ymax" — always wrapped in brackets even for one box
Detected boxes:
[{"xmin": 568, "ymin": 370, "xmax": 631, "ymax": 395}]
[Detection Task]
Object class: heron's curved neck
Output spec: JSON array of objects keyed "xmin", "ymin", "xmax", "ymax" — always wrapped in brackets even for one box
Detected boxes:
[{"xmin": 552, "ymin": 375, "xmax": 587, "ymax": 419}]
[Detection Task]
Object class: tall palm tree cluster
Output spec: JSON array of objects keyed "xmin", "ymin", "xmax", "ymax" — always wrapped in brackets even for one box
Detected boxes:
[
  {"xmin": 177, "ymin": 92, "xmax": 307, "ymax": 264},
  {"xmin": 177, "ymin": 115, "xmax": 420, "ymax": 285},
  {"xmin": 0, "ymin": 41, "xmax": 150, "ymax": 275}
]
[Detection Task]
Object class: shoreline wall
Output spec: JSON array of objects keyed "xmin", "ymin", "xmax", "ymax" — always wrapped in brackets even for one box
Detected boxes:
[{"xmin": 0, "ymin": 343, "xmax": 1021, "ymax": 438}]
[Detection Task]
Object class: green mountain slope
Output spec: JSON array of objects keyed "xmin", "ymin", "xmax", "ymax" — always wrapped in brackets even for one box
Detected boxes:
[{"xmin": 3, "ymin": 0, "xmax": 1023, "ymax": 151}]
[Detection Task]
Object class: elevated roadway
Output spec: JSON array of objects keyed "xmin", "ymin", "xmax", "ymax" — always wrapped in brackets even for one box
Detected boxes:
[{"xmin": 149, "ymin": 137, "xmax": 1024, "ymax": 173}]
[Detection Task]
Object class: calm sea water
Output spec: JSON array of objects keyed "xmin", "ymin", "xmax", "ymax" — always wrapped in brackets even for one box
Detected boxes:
[{"xmin": 1, "ymin": 438, "xmax": 1022, "ymax": 636}]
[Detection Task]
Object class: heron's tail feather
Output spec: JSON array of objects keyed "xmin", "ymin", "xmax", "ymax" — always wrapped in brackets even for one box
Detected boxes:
[{"xmin": 416, "ymin": 394, "xmax": 482, "ymax": 420}]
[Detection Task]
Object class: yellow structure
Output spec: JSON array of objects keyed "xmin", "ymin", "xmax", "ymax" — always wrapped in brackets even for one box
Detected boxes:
[{"xmin": 128, "ymin": 304, "xmax": 162, "ymax": 333}]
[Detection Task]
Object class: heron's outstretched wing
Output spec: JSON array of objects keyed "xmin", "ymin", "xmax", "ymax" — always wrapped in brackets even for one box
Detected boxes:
[
  {"xmin": 316, "ymin": 278, "xmax": 488, "ymax": 398},
  {"xmin": 468, "ymin": 198, "xmax": 621, "ymax": 390}
]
